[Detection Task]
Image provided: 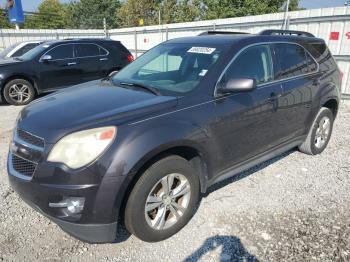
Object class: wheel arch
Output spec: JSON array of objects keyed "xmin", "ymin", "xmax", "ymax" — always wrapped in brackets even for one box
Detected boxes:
[
  {"xmin": 116, "ymin": 143, "xmax": 210, "ymax": 223},
  {"xmin": 322, "ymin": 98, "xmax": 339, "ymax": 118},
  {"xmin": 1, "ymin": 75, "xmax": 39, "ymax": 96}
]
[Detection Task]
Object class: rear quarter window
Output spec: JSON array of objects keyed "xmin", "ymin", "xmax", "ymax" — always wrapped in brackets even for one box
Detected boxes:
[{"xmin": 308, "ymin": 41, "xmax": 336, "ymax": 70}]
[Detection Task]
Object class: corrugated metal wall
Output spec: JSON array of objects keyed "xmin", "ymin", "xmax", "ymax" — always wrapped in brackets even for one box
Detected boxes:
[{"xmin": 109, "ymin": 6, "xmax": 350, "ymax": 96}]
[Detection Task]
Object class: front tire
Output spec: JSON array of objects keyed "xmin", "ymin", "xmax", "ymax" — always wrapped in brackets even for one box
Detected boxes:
[
  {"xmin": 299, "ymin": 107, "xmax": 334, "ymax": 155},
  {"xmin": 124, "ymin": 156, "xmax": 200, "ymax": 242},
  {"xmin": 3, "ymin": 79, "xmax": 35, "ymax": 106}
]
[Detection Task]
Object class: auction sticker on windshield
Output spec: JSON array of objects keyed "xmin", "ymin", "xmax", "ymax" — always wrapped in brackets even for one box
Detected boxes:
[{"xmin": 187, "ymin": 47, "xmax": 216, "ymax": 54}]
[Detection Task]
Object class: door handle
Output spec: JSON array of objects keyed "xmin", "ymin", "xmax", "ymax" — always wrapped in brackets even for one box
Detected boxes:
[
  {"xmin": 268, "ymin": 92, "xmax": 282, "ymax": 101},
  {"xmin": 100, "ymin": 58, "xmax": 108, "ymax": 61},
  {"xmin": 67, "ymin": 62, "xmax": 77, "ymax": 66}
]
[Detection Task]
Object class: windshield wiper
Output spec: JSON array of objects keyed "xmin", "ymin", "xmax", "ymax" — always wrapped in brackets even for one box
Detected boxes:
[
  {"xmin": 14, "ymin": 57, "xmax": 23, "ymax": 61},
  {"xmin": 119, "ymin": 82, "xmax": 161, "ymax": 96}
]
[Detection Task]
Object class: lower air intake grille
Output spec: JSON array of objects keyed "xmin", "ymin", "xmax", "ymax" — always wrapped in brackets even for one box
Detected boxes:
[{"xmin": 12, "ymin": 154, "xmax": 37, "ymax": 178}]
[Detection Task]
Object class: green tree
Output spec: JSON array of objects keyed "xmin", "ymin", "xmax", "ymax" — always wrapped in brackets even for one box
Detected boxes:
[
  {"xmin": 69, "ymin": 0, "xmax": 121, "ymax": 29},
  {"xmin": 117, "ymin": 0, "xmax": 203, "ymax": 27},
  {"xmin": 161, "ymin": 0, "xmax": 177, "ymax": 24},
  {"xmin": 174, "ymin": 0, "xmax": 203, "ymax": 23},
  {"xmin": 203, "ymin": 0, "xmax": 299, "ymax": 20},
  {"xmin": 288, "ymin": 0, "xmax": 301, "ymax": 11},
  {"xmin": 24, "ymin": 0, "xmax": 68, "ymax": 29},
  {"xmin": 117, "ymin": 0, "xmax": 160, "ymax": 27},
  {"xmin": 0, "ymin": 9, "xmax": 12, "ymax": 29}
]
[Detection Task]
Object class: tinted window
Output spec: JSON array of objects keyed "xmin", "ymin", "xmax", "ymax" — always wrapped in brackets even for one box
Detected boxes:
[
  {"xmin": 12, "ymin": 43, "xmax": 39, "ymax": 57},
  {"xmin": 223, "ymin": 45, "xmax": 273, "ymax": 85},
  {"xmin": 75, "ymin": 44, "xmax": 101, "ymax": 57},
  {"xmin": 46, "ymin": 44, "xmax": 74, "ymax": 60},
  {"xmin": 274, "ymin": 43, "xmax": 309, "ymax": 79}
]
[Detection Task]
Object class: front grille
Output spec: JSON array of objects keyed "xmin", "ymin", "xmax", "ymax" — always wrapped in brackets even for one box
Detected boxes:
[
  {"xmin": 12, "ymin": 154, "xmax": 37, "ymax": 177},
  {"xmin": 17, "ymin": 129, "xmax": 45, "ymax": 148}
]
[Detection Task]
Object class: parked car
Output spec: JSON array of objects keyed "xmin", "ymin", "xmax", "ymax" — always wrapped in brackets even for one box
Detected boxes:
[
  {"xmin": 0, "ymin": 38, "xmax": 133, "ymax": 105},
  {"xmin": 8, "ymin": 30, "xmax": 341, "ymax": 243},
  {"xmin": 0, "ymin": 41, "xmax": 42, "ymax": 60}
]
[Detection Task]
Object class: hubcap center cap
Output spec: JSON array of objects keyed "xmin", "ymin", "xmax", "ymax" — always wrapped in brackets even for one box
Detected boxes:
[{"xmin": 163, "ymin": 196, "xmax": 172, "ymax": 205}]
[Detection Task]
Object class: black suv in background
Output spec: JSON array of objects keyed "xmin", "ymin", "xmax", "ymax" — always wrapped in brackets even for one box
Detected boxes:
[
  {"xmin": 0, "ymin": 38, "xmax": 133, "ymax": 105},
  {"xmin": 8, "ymin": 30, "xmax": 341, "ymax": 243}
]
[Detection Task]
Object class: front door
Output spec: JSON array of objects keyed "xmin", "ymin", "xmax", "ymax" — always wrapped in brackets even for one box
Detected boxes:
[
  {"xmin": 212, "ymin": 44, "xmax": 284, "ymax": 172},
  {"xmin": 39, "ymin": 44, "xmax": 80, "ymax": 90}
]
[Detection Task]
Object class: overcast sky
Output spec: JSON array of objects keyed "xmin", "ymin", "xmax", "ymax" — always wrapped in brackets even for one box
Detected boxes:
[{"xmin": 18, "ymin": 0, "xmax": 350, "ymax": 12}]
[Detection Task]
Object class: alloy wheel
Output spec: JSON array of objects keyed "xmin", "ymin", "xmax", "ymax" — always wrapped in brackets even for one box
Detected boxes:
[
  {"xmin": 314, "ymin": 116, "xmax": 331, "ymax": 149},
  {"xmin": 8, "ymin": 83, "xmax": 31, "ymax": 104},
  {"xmin": 144, "ymin": 173, "xmax": 191, "ymax": 230}
]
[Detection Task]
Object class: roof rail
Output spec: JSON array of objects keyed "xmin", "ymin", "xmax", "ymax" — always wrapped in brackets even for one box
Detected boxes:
[
  {"xmin": 259, "ymin": 29, "xmax": 315, "ymax": 37},
  {"xmin": 63, "ymin": 38, "xmax": 108, "ymax": 41},
  {"xmin": 198, "ymin": 31, "xmax": 250, "ymax": 36}
]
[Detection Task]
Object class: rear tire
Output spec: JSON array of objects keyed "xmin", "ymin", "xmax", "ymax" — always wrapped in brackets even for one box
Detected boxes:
[
  {"xmin": 124, "ymin": 155, "xmax": 200, "ymax": 242},
  {"xmin": 3, "ymin": 79, "xmax": 35, "ymax": 106},
  {"xmin": 299, "ymin": 107, "xmax": 334, "ymax": 155}
]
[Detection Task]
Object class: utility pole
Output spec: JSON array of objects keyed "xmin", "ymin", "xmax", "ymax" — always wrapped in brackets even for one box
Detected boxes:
[
  {"xmin": 159, "ymin": 6, "xmax": 163, "ymax": 41},
  {"xmin": 282, "ymin": 0, "xmax": 290, "ymax": 30},
  {"xmin": 103, "ymin": 18, "xmax": 107, "ymax": 38}
]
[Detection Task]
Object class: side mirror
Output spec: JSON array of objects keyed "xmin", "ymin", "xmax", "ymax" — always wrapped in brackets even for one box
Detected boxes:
[
  {"xmin": 218, "ymin": 78, "xmax": 256, "ymax": 94},
  {"xmin": 41, "ymin": 55, "xmax": 52, "ymax": 62}
]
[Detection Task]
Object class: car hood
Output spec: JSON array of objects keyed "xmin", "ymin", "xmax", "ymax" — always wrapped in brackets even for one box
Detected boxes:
[
  {"xmin": 18, "ymin": 80, "xmax": 178, "ymax": 143},
  {"xmin": 0, "ymin": 58, "xmax": 22, "ymax": 66}
]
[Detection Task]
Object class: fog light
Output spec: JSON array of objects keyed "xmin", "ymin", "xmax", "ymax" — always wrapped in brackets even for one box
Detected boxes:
[{"xmin": 49, "ymin": 197, "xmax": 85, "ymax": 214}]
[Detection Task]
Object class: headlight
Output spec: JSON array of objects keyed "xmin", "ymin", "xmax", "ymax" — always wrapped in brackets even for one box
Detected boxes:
[{"xmin": 47, "ymin": 126, "xmax": 116, "ymax": 169}]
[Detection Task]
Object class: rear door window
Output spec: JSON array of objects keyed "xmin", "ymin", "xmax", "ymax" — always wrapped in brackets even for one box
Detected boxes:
[
  {"xmin": 46, "ymin": 44, "xmax": 74, "ymax": 60},
  {"xmin": 222, "ymin": 44, "xmax": 274, "ymax": 85},
  {"xmin": 273, "ymin": 43, "xmax": 312, "ymax": 79}
]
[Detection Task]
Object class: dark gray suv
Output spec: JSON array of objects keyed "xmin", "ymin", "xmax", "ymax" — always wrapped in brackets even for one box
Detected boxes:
[{"xmin": 8, "ymin": 30, "xmax": 341, "ymax": 243}]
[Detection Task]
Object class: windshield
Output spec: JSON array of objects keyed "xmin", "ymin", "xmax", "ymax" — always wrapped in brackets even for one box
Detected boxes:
[
  {"xmin": 112, "ymin": 43, "xmax": 226, "ymax": 95},
  {"xmin": 19, "ymin": 43, "xmax": 51, "ymax": 61}
]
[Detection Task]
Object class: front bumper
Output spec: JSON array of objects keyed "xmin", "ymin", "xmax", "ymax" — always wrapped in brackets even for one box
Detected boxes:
[
  {"xmin": 8, "ymin": 168, "xmax": 119, "ymax": 243},
  {"xmin": 7, "ymin": 127, "xmax": 131, "ymax": 243}
]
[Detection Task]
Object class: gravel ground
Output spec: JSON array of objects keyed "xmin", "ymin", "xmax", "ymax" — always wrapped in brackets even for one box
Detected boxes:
[{"xmin": 0, "ymin": 103, "xmax": 350, "ymax": 262}]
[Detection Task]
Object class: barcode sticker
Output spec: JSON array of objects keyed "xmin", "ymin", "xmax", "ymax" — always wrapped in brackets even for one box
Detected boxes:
[{"xmin": 187, "ymin": 47, "xmax": 216, "ymax": 54}]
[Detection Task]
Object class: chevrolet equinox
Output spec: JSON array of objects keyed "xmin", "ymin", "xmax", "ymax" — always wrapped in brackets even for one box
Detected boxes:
[{"xmin": 8, "ymin": 30, "xmax": 341, "ymax": 243}]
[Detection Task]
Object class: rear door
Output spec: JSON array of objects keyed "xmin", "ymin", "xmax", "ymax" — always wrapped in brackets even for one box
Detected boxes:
[
  {"xmin": 38, "ymin": 44, "xmax": 80, "ymax": 90},
  {"xmin": 75, "ymin": 43, "xmax": 110, "ymax": 82},
  {"xmin": 272, "ymin": 43, "xmax": 317, "ymax": 141},
  {"xmin": 212, "ymin": 44, "xmax": 284, "ymax": 171}
]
